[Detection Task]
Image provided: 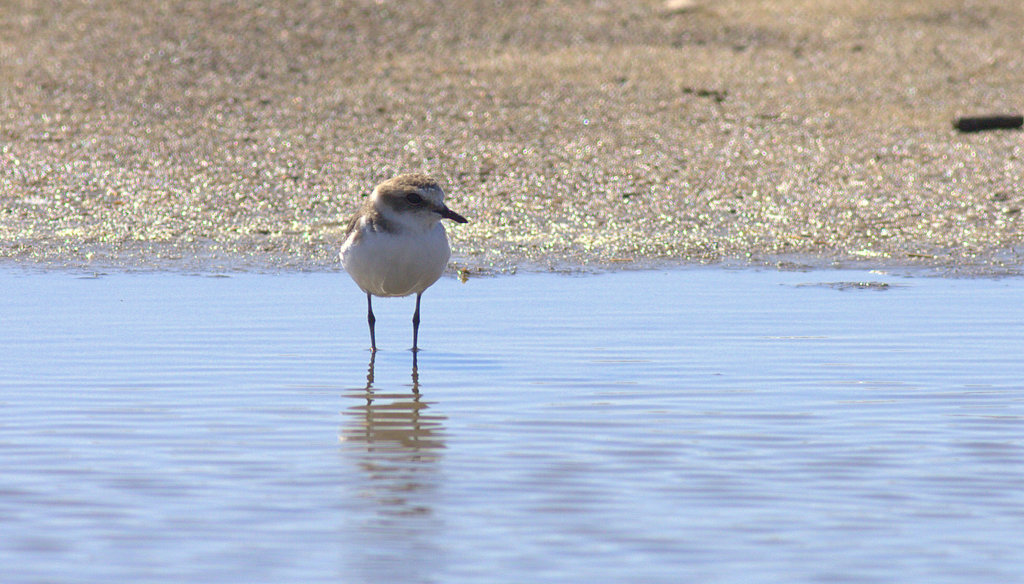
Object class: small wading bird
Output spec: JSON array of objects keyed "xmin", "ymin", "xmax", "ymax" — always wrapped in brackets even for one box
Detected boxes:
[{"xmin": 340, "ymin": 173, "xmax": 468, "ymax": 352}]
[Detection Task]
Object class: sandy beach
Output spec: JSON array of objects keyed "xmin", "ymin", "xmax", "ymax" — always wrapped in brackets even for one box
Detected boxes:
[{"xmin": 2, "ymin": 0, "xmax": 1022, "ymax": 272}]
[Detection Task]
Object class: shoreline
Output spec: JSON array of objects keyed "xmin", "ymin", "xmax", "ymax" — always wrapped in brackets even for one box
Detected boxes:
[{"xmin": 2, "ymin": 240, "xmax": 1021, "ymax": 278}]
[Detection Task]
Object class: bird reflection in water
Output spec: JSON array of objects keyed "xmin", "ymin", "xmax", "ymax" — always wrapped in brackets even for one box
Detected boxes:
[{"xmin": 340, "ymin": 352, "xmax": 446, "ymax": 517}]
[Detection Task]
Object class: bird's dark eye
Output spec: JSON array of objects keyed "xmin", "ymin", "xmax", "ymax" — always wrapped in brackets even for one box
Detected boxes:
[{"xmin": 406, "ymin": 193, "xmax": 423, "ymax": 205}]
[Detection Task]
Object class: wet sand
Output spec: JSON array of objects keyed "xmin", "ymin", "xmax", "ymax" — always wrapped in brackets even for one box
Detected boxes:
[{"xmin": 2, "ymin": 0, "xmax": 1023, "ymax": 273}]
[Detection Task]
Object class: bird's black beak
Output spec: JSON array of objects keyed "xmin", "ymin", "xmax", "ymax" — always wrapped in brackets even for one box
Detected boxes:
[{"xmin": 439, "ymin": 206, "xmax": 468, "ymax": 223}]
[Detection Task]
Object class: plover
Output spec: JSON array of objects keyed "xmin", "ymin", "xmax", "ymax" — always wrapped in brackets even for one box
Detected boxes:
[{"xmin": 340, "ymin": 173, "xmax": 467, "ymax": 352}]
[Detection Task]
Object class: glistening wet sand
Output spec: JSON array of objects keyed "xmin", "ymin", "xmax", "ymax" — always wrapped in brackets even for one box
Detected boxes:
[{"xmin": 2, "ymin": 1, "xmax": 1023, "ymax": 272}]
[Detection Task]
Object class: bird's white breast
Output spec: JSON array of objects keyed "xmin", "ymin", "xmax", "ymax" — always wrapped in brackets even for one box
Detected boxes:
[{"xmin": 340, "ymin": 220, "xmax": 451, "ymax": 297}]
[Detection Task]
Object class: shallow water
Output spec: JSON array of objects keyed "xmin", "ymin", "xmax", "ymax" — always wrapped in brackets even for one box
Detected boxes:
[{"xmin": 2, "ymin": 268, "xmax": 1024, "ymax": 583}]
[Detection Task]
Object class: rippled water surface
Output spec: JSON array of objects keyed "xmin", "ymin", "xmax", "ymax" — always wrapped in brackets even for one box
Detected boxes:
[{"xmin": 3, "ymin": 268, "xmax": 1024, "ymax": 583}]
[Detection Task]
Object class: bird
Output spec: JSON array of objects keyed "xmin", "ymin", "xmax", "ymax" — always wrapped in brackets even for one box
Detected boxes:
[{"xmin": 340, "ymin": 173, "xmax": 468, "ymax": 352}]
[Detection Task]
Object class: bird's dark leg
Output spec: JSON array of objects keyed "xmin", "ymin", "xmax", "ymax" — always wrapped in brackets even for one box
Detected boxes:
[
  {"xmin": 412, "ymin": 292, "xmax": 422, "ymax": 353},
  {"xmin": 367, "ymin": 293, "xmax": 377, "ymax": 352}
]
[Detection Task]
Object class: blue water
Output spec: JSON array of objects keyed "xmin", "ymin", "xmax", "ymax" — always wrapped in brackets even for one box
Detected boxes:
[{"xmin": 2, "ymin": 268, "xmax": 1023, "ymax": 583}]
